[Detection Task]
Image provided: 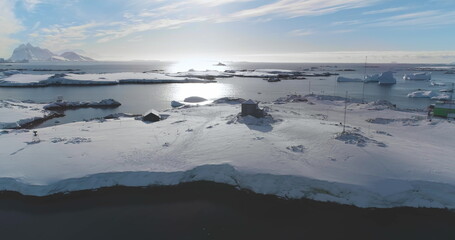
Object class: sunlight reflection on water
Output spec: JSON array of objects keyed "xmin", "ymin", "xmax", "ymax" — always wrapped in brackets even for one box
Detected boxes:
[{"xmin": 168, "ymin": 83, "xmax": 234, "ymax": 102}]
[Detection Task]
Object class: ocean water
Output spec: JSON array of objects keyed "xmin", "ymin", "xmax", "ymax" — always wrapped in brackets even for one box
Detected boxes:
[{"xmin": 1, "ymin": 61, "xmax": 454, "ymax": 127}]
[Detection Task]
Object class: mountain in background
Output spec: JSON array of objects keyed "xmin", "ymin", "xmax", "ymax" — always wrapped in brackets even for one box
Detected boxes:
[
  {"xmin": 9, "ymin": 43, "xmax": 95, "ymax": 62},
  {"xmin": 60, "ymin": 51, "xmax": 94, "ymax": 61}
]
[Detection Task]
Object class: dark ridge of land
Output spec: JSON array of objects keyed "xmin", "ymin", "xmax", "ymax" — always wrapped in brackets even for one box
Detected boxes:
[{"xmin": 0, "ymin": 181, "xmax": 454, "ymax": 240}]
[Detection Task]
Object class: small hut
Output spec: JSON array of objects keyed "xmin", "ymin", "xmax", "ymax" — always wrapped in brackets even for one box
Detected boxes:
[
  {"xmin": 241, "ymin": 99, "xmax": 264, "ymax": 118},
  {"xmin": 143, "ymin": 109, "xmax": 161, "ymax": 122}
]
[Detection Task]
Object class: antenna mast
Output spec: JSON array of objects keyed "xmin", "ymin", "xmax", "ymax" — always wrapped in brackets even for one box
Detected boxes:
[
  {"xmin": 362, "ymin": 56, "xmax": 367, "ymax": 103},
  {"xmin": 343, "ymin": 91, "xmax": 348, "ymax": 133}
]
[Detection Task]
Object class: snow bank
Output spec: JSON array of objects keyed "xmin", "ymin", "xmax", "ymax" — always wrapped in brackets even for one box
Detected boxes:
[
  {"xmin": 0, "ymin": 72, "xmax": 215, "ymax": 87},
  {"xmin": 274, "ymin": 94, "xmax": 308, "ymax": 103},
  {"xmin": 1, "ymin": 98, "xmax": 455, "ymax": 209}
]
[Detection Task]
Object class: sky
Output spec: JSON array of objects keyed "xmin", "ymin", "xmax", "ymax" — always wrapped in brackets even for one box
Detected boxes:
[{"xmin": 1, "ymin": 0, "xmax": 455, "ymax": 63}]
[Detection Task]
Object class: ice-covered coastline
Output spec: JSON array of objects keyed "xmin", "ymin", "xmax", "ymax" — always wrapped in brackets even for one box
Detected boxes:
[
  {"xmin": 1, "ymin": 95, "xmax": 455, "ymax": 209},
  {"xmin": 0, "ymin": 72, "xmax": 215, "ymax": 87}
]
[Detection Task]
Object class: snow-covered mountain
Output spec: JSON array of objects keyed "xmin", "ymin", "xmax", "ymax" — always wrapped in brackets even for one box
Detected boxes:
[
  {"xmin": 8, "ymin": 43, "xmax": 94, "ymax": 62},
  {"xmin": 9, "ymin": 43, "xmax": 55, "ymax": 62},
  {"xmin": 60, "ymin": 51, "xmax": 94, "ymax": 61}
]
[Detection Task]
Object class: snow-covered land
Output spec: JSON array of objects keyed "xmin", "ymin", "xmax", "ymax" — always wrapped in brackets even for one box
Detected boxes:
[
  {"xmin": 0, "ymin": 72, "xmax": 215, "ymax": 87},
  {"xmin": 43, "ymin": 99, "xmax": 121, "ymax": 110},
  {"xmin": 168, "ymin": 70, "xmax": 232, "ymax": 79},
  {"xmin": 227, "ymin": 70, "xmax": 279, "ymax": 78},
  {"xmin": 1, "ymin": 95, "xmax": 455, "ymax": 209},
  {"xmin": 0, "ymin": 100, "xmax": 53, "ymax": 129}
]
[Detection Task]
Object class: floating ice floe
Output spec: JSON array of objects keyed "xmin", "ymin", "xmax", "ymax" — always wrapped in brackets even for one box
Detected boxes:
[
  {"xmin": 407, "ymin": 90, "xmax": 437, "ymax": 98},
  {"xmin": 406, "ymin": 90, "xmax": 449, "ymax": 99},
  {"xmin": 0, "ymin": 72, "xmax": 215, "ymax": 87},
  {"xmin": 336, "ymin": 76, "xmax": 363, "ymax": 82},
  {"xmin": 168, "ymin": 70, "xmax": 232, "ymax": 79},
  {"xmin": 403, "ymin": 72, "xmax": 431, "ymax": 81},
  {"xmin": 228, "ymin": 70, "xmax": 278, "ymax": 78},
  {"xmin": 430, "ymin": 81, "xmax": 446, "ymax": 86}
]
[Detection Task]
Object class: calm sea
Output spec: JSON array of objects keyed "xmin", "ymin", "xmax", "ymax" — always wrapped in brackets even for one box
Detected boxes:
[{"xmin": 1, "ymin": 61, "xmax": 454, "ymax": 127}]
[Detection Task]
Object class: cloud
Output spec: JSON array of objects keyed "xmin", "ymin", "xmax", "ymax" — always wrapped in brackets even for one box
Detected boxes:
[
  {"xmin": 95, "ymin": 17, "xmax": 208, "ymax": 43},
  {"xmin": 331, "ymin": 20, "xmax": 361, "ymax": 26},
  {"xmin": 22, "ymin": 0, "xmax": 43, "ymax": 12},
  {"xmin": 220, "ymin": 0, "xmax": 374, "ymax": 22},
  {"xmin": 235, "ymin": 51, "xmax": 455, "ymax": 63},
  {"xmin": 362, "ymin": 7, "xmax": 407, "ymax": 15},
  {"xmin": 137, "ymin": 0, "xmax": 253, "ymax": 17},
  {"xmin": 369, "ymin": 10, "xmax": 455, "ymax": 27},
  {"xmin": 332, "ymin": 29, "xmax": 355, "ymax": 34},
  {"xmin": 289, "ymin": 29, "xmax": 314, "ymax": 36},
  {"xmin": 31, "ymin": 22, "xmax": 99, "ymax": 50},
  {"xmin": 0, "ymin": 0, "xmax": 24, "ymax": 57}
]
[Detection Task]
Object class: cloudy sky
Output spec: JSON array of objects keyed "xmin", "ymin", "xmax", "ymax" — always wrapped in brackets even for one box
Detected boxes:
[{"xmin": 1, "ymin": 0, "xmax": 455, "ymax": 63}]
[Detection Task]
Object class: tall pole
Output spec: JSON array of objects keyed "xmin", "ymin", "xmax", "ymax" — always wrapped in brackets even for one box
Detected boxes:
[
  {"xmin": 362, "ymin": 56, "xmax": 367, "ymax": 103},
  {"xmin": 343, "ymin": 91, "xmax": 348, "ymax": 133},
  {"xmin": 309, "ymin": 80, "xmax": 311, "ymax": 95}
]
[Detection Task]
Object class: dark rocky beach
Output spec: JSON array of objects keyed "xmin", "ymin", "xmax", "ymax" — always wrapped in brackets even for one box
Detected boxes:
[{"xmin": 0, "ymin": 181, "xmax": 454, "ymax": 240}]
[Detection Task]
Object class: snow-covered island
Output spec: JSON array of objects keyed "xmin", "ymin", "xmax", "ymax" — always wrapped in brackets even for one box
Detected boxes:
[
  {"xmin": 0, "ymin": 99, "xmax": 121, "ymax": 128},
  {"xmin": 0, "ymin": 100, "xmax": 62, "ymax": 129},
  {"xmin": 1, "ymin": 95, "xmax": 455, "ymax": 209},
  {"xmin": 0, "ymin": 72, "xmax": 215, "ymax": 87},
  {"xmin": 43, "ymin": 99, "xmax": 121, "ymax": 110}
]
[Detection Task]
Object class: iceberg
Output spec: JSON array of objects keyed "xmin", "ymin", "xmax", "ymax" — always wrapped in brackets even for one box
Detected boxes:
[
  {"xmin": 364, "ymin": 74, "xmax": 380, "ymax": 83},
  {"xmin": 403, "ymin": 72, "xmax": 431, "ymax": 81},
  {"xmin": 377, "ymin": 71, "xmax": 396, "ymax": 85}
]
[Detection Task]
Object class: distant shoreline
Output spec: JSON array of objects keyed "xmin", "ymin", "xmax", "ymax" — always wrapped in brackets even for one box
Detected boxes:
[{"xmin": 0, "ymin": 181, "xmax": 454, "ymax": 240}]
